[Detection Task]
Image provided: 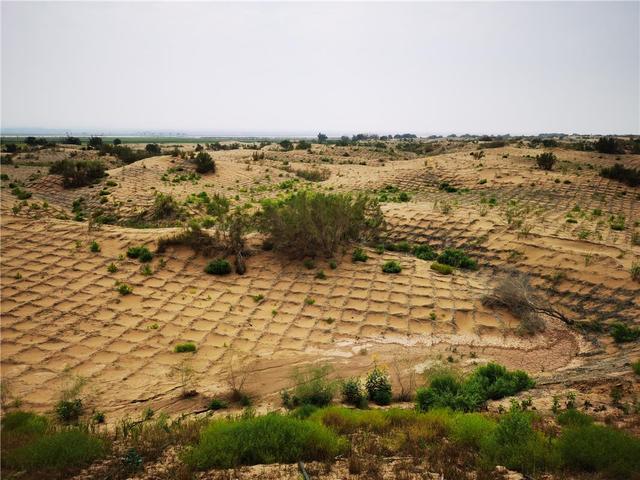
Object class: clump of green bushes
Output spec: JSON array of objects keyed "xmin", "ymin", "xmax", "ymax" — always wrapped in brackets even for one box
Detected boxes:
[
  {"xmin": 600, "ymin": 163, "xmax": 640, "ymax": 187},
  {"xmin": 1, "ymin": 411, "xmax": 107, "ymax": 475},
  {"xmin": 204, "ymin": 259, "xmax": 232, "ymax": 275},
  {"xmin": 416, "ymin": 363, "xmax": 534, "ymax": 412},
  {"xmin": 193, "ymin": 151, "xmax": 215, "ymax": 174},
  {"xmin": 382, "ymin": 260, "xmax": 402, "ymax": 274},
  {"xmin": 257, "ymin": 191, "xmax": 383, "ymax": 258},
  {"xmin": 536, "ymin": 152, "xmax": 556, "ymax": 171},
  {"xmin": 281, "ymin": 364, "xmax": 337, "ymax": 409},
  {"xmin": 437, "ymin": 248, "xmax": 478, "ymax": 270},
  {"xmin": 294, "ymin": 167, "xmax": 330, "ymax": 182},
  {"xmin": 610, "ymin": 322, "xmax": 640, "ymax": 343},
  {"xmin": 182, "ymin": 414, "xmax": 346, "ymax": 470},
  {"xmin": 127, "ymin": 245, "xmax": 153, "ymax": 262},
  {"xmin": 49, "ymin": 159, "xmax": 106, "ymax": 188},
  {"xmin": 174, "ymin": 342, "xmax": 197, "ymax": 353}
]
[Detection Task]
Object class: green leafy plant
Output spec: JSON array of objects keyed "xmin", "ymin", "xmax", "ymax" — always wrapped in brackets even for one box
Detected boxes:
[
  {"xmin": 174, "ymin": 342, "xmax": 197, "ymax": 353},
  {"xmin": 430, "ymin": 262, "xmax": 453, "ymax": 275},
  {"xmin": 365, "ymin": 366, "xmax": 392, "ymax": 405},
  {"xmin": 382, "ymin": 260, "xmax": 401, "ymax": 274},
  {"xmin": 352, "ymin": 248, "xmax": 368, "ymax": 262},
  {"xmin": 204, "ymin": 259, "xmax": 232, "ymax": 275}
]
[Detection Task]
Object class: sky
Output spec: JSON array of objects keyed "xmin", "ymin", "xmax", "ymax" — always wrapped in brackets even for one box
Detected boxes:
[{"xmin": 1, "ymin": 1, "xmax": 639, "ymax": 136}]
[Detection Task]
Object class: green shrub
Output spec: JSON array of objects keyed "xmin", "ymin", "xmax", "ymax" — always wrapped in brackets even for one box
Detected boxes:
[
  {"xmin": 204, "ymin": 259, "xmax": 232, "ymax": 275},
  {"xmin": 610, "ymin": 323, "xmax": 640, "ymax": 343},
  {"xmin": 595, "ymin": 137, "xmax": 620, "ymax": 154},
  {"xmin": 257, "ymin": 190, "xmax": 383, "ymax": 258},
  {"xmin": 55, "ymin": 399, "xmax": 83, "ymax": 423},
  {"xmin": 11, "ymin": 186, "xmax": 32, "ymax": 199},
  {"xmin": 632, "ymin": 359, "xmax": 640, "ymax": 376},
  {"xmin": 151, "ymin": 192, "xmax": 184, "ymax": 220},
  {"xmin": 451, "ymin": 412, "xmax": 496, "ymax": 449},
  {"xmin": 536, "ymin": 152, "xmax": 557, "ymax": 171},
  {"xmin": 437, "ymin": 248, "xmax": 477, "ymax": 270},
  {"xmin": 556, "ymin": 409, "xmax": 593, "ymax": 428},
  {"xmin": 559, "ymin": 424, "xmax": 640, "ymax": 479},
  {"xmin": 193, "ymin": 151, "xmax": 215, "ymax": 174},
  {"xmin": 126, "ymin": 246, "xmax": 153, "ymax": 262},
  {"xmin": 182, "ymin": 414, "xmax": 346, "ymax": 469},
  {"xmin": 365, "ymin": 366, "xmax": 392, "ymax": 405},
  {"xmin": 382, "ymin": 260, "xmax": 401, "ymax": 274},
  {"xmin": 3, "ymin": 429, "xmax": 106, "ymax": 472},
  {"xmin": 1, "ymin": 411, "xmax": 48, "ymax": 437},
  {"xmin": 480, "ymin": 407, "xmax": 558, "ymax": 475},
  {"xmin": 174, "ymin": 342, "xmax": 196, "ymax": 353},
  {"xmin": 208, "ymin": 399, "xmax": 229, "ymax": 411},
  {"xmin": 352, "ymin": 248, "xmax": 368, "ymax": 262},
  {"xmin": 430, "ymin": 262, "xmax": 453, "ymax": 275},
  {"xmin": 600, "ymin": 163, "xmax": 640, "ymax": 187},
  {"xmin": 295, "ymin": 167, "xmax": 330, "ymax": 182},
  {"xmin": 416, "ymin": 363, "xmax": 534, "ymax": 412},
  {"xmin": 282, "ymin": 364, "xmax": 336, "ymax": 409},
  {"xmin": 145, "ymin": 143, "xmax": 162, "ymax": 155},
  {"xmin": 341, "ymin": 378, "xmax": 367, "ymax": 408},
  {"xmin": 49, "ymin": 159, "xmax": 106, "ymax": 188},
  {"xmin": 413, "ymin": 244, "xmax": 437, "ymax": 261},
  {"xmin": 117, "ymin": 283, "xmax": 132, "ymax": 295},
  {"xmin": 89, "ymin": 241, "xmax": 100, "ymax": 253}
]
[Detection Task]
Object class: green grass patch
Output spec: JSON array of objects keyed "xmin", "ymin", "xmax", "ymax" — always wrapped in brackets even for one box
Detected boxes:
[{"xmin": 182, "ymin": 413, "xmax": 346, "ymax": 470}]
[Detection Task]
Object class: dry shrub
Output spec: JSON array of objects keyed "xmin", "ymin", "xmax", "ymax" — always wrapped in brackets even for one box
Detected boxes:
[
  {"xmin": 157, "ymin": 221, "xmax": 222, "ymax": 256},
  {"xmin": 482, "ymin": 272, "xmax": 572, "ymax": 333}
]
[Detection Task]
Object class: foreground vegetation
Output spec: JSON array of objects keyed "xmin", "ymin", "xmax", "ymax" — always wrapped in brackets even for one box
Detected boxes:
[{"xmin": 3, "ymin": 360, "xmax": 638, "ymax": 479}]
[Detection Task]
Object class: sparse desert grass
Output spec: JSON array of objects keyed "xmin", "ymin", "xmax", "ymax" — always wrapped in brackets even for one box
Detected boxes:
[
  {"xmin": 174, "ymin": 342, "xmax": 197, "ymax": 353},
  {"xmin": 430, "ymin": 262, "xmax": 453, "ymax": 275}
]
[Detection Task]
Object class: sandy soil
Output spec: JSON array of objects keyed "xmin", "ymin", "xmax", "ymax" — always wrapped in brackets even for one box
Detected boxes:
[{"xmin": 1, "ymin": 143, "xmax": 638, "ymax": 424}]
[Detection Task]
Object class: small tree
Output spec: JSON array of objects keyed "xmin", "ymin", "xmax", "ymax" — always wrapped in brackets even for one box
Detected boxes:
[
  {"xmin": 317, "ymin": 133, "xmax": 328, "ymax": 144},
  {"xmin": 88, "ymin": 136, "xmax": 103, "ymax": 149},
  {"xmin": 193, "ymin": 151, "xmax": 215, "ymax": 173},
  {"xmin": 595, "ymin": 137, "xmax": 619, "ymax": 154},
  {"xmin": 113, "ymin": 138, "xmax": 122, "ymax": 145},
  {"xmin": 536, "ymin": 152, "xmax": 556, "ymax": 171},
  {"xmin": 145, "ymin": 143, "xmax": 162, "ymax": 155},
  {"xmin": 279, "ymin": 139, "xmax": 293, "ymax": 151},
  {"xmin": 365, "ymin": 365, "xmax": 392, "ymax": 405}
]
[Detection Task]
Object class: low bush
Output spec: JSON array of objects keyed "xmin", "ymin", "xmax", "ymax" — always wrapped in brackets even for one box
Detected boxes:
[
  {"xmin": 600, "ymin": 163, "xmax": 640, "ymax": 187},
  {"xmin": 365, "ymin": 366, "xmax": 392, "ymax": 405},
  {"xmin": 3, "ymin": 429, "xmax": 107, "ymax": 473},
  {"xmin": 610, "ymin": 322, "xmax": 640, "ymax": 343},
  {"xmin": 632, "ymin": 359, "xmax": 640, "ymax": 375},
  {"xmin": 556, "ymin": 409, "xmax": 593, "ymax": 428},
  {"xmin": 382, "ymin": 260, "xmax": 402, "ymax": 274},
  {"xmin": 282, "ymin": 364, "xmax": 337, "ymax": 409},
  {"xmin": 182, "ymin": 414, "xmax": 346, "ymax": 469},
  {"xmin": 55, "ymin": 399, "xmax": 83, "ymax": 423},
  {"xmin": 416, "ymin": 363, "xmax": 534, "ymax": 412},
  {"xmin": 480, "ymin": 406, "xmax": 559, "ymax": 475},
  {"xmin": 174, "ymin": 342, "xmax": 197, "ymax": 353},
  {"xmin": 450, "ymin": 412, "xmax": 496, "ymax": 449},
  {"xmin": 150, "ymin": 192, "xmax": 184, "ymax": 221},
  {"xmin": 594, "ymin": 137, "xmax": 620, "ymax": 154},
  {"xmin": 204, "ymin": 259, "xmax": 232, "ymax": 275},
  {"xmin": 430, "ymin": 262, "xmax": 453, "ymax": 275},
  {"xmin": 208, "ymin": 399, "xmax": 229, "ymax": 411},
  {"xmin": 257, "ymin": 190, "xmax": 383, "ymax": 258},
  {"xmin": 49, "ymin": 159, "xmax": 106, "ymax": 188},
  {"xmin": 352, "ymin": 248, "xmax": 368, "ymax": 262},
  {"xmin": 536, "ymin": 152, "xmax": 557, "ymax": 171},
  {"xmin": 295, "ymin": 167, "xmax": 330, "ymax": 182},
  {"xmin": 117, "ymin": 283, "xmax": 132, "ymax": 295},
  {"xmin": 437, "ymin": 248, "xmax": 477, "ymax": 270},
  {"xmin": 341, "ymin": 378, "xmax": 367, "ymax": 408},
  {"xmin": 559, "ymin": 423, "xmax": 640, "ymax": 479},
  {"xmin": 413, "ymin": 244, "xmax": 437, "ymax": 261},
  {"xmin": 193, "ymin": 151, "xmax": 215, "ymax": 174},
  {"xmin": 127, "ymin": 246, "xmax": 153, "ymax": 262},
  {"xmin": 145, "ymin": 143, "xmax": 162, "ymax": 155},
  {"xmin": 89, "ymin": 241, "xmax": 100, "ymax": 253}
]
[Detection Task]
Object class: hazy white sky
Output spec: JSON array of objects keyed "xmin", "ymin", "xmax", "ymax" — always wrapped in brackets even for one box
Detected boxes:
[{"xmin": 1, "ymin": 1, "xmax": 639, "ymax": 135}]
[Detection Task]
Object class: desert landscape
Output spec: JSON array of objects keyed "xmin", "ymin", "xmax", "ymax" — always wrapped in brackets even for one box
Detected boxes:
[
  {"xmin": 1, "ymin": 134, "xmax": 639, "ymax": 479},
  {"xmin": 2, "ymin": 1, "xmax": 639, "ymax": 479}
]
